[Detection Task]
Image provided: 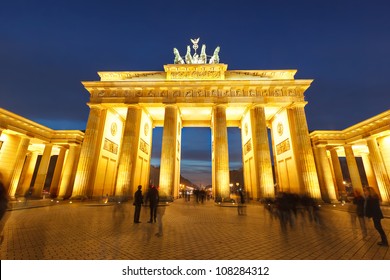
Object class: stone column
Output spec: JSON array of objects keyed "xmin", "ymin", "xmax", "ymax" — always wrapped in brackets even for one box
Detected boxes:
[
  {"xmin": 72, "ymin": 105, "xmax": 106, "ymax": 198},
  {"xmin": 115, "ymin": 106, "xmax": 142, "ymax": 198},
  {"xmin": 317, "ymin": 146, "xmax": 338, "ymax": 202},
  {"xmin": 17, "ymin": 151, "xmax": 38, "ymax": 197},
  {"xmin": 212, "ymin": 105, "xmax": 230, "ymax": 200},
  {"xmin": 49, "ymin": 146, "xmax": 67, "ymax": 198},
  {"xmin": 344, "ymin": 144, "xmax": 363, "ymax": 193},
  {"xmin": 329, "ymin": 148, "xmax": 345, "ymax": 198},
  {"xmin": 32, "ymin": 143, "xmax": 53, "ymax": 198},
  {"xmin": 8, "ymin": 137, "xmax": 30, "ymax": 199},
  {"xmin": 366, "ymin": 138, "xmax": 390, "ymax": 203},
  {"xmin": 159, "ymin": 105, "xmax": 179, "ymax": 198},
  {"xmin": 250, "ymin": 106, "xmax": 274, "ymax": 199},
  {"xmin": 378, "ymin": 137, "xmax": 390, "ymax": 180},
  {"xmin": 288, "ymin": 104, "xmax": 321, "ymax": 199},
  {"xmin": 57, "ymin": 145, "xmax": 81, "ymax": 199},
  {"xmin": 361, "ymin": 153, "xmax": 378, "ymax": 190}
]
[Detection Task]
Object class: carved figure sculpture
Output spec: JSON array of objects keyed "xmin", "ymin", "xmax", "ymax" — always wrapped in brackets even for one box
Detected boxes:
[
  {"xmin": 173, "ymin": 48, "xmax": 184, "ymax": 64},
  {"xmin": 209, "ymin": 46, "xmax": 220, "ymax": 64},
  {"xmin": 185, "ymin": 45, "xmax": 193, "ymax": 64},
  {"xmin": 199, "ymin": 44, "xmax": 207, "ymax": 64}
]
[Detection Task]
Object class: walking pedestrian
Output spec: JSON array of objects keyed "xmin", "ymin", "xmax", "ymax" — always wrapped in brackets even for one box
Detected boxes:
[
  {"xmin": 237, "ymin": 188, "xmax": 246, "ymax": 215},
  {"xmin": 145, "ymin": 185, "xmax": 159, "ymax": 223},
  {"xmin": 351, "ymin": 189, "xmax": 367, "ymax": 239},
  {"xmin": 364, "ymin": 187, "xmax": 388, "ymax": 246},
  {"xmin": 133, "ymin": 185, "xmax": 143, "ymax": 223},
  {"xmin": 155, "ymin": 204, "xmax": 166, "ymax": 237}
]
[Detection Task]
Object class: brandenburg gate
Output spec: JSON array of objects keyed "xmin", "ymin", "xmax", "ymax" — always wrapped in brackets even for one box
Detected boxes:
[{"xmin": 70, "ymin": 40, "xmax": 322, "ymax": 201}]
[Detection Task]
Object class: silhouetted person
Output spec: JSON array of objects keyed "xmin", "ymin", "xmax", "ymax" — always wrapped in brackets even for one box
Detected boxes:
[
  {"xmin": 237, "ymin": 189, "xmax": 246, "ymax": 215},
  {"xmin": 364, "ymin": 187, "xmax": 388, "ymax": 246},
  {"xmin": 0, "ymin": 174, "xmax": 9, "ymax": 244},
  {"xmin": 351, "ymin": 189, "xmax": 367, "ymax": 239},
  {"xmin": 146, "ymin": 185, "xmax": 159, "ymax": 223},
  {"xmin": 133, "ymin": 185, "xmax": 143, "ymax": 223}
]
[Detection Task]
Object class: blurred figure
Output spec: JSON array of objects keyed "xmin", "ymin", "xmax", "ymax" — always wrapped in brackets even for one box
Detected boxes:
[
  {"xmin": 364, "ymin": 187, "xmax": 388, "ymax": 246},
  {"xmin": 133, "ymin": 185, "xmax": 143, "ymax": 223},
  {"xmin": 275, "ymin": 192, "xmax": 295, "ymax": 232},
  {"xmin": 24, "ymin": 187, "xmax": 33, "ymax": 205},
  {"xmin": 155, "ymin": 203, "xmax": 167, "ymax": 237},
  {"xmin": 145, "ymin": 185, "xmax": 159, "ymax": 223},
  {"xmin": 351, "ymin": 189, "xmax": 367, "ymax": 239},
  {"xmin": 237, "ymin": 188, "xmax": 246, "ymax": 216},
  {"xmin": 113, "ymin": 193, "xmax": 125, "ymax": 219},
  {"xmin": 0, "ymin": 173, "xmax": 10, "ymax": 244}
]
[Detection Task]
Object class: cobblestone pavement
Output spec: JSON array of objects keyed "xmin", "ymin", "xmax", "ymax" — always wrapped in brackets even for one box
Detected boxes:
[{"xmin": 1, "ymin": 198, "xmax": 389, "ymax": 260}]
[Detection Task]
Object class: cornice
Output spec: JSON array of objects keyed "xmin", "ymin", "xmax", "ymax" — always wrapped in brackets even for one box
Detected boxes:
[
  {"xmin": 0, "ymin": 108, "xmax": 84, "ymax": 145},
  {"xmin": 310, "ymin": 110, "xmax": 390, "ymax": 145}
]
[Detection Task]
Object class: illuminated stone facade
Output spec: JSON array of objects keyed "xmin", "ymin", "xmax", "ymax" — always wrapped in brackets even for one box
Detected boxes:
[
  {"xmin": 1, "ymin": 74, "xmax": 389, "ymax": 204},
  {"xmin": 0, "ymin": 108, "xmax": 83, "ymax": 199},
  {"xmin": 72, "ymin": 63, "xmax": 322, "ymax": 201},
  {"xmin": 310, "ymin": 110, "xmax": 390, "ymax": 203}
]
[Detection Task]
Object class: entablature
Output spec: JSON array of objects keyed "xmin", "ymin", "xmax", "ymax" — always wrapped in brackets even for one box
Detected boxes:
[{"xmin": 97, "ymin": 65, "xmax": 298, "ymax": 82}]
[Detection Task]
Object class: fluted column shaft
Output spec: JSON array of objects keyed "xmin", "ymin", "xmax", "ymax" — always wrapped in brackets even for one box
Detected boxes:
[
  {"xmin": 57, "ymin": 145, "xmax": 80, "ymax": 199},
  {"xmin": 72, "ymin": 106, "xmax": 106, "ymax": 198},
  {"xmin": 366, "ymin": 138, "xmax": 390, "ymax": 203},
  {"xmin": 17, "ymin": 151, "xmax": 38, "ymax": 197},
  {"xmin": 251, "ymin": 106, "xmax": 274, "ymax": 198},
  {"xmin": 317, "ymin": 146, "xmax": 338, "ymax": 202},
  {"xmin": 344, "ymin": 145, "xmax": 363, "ymax": 193},
  {"xmin": 49, "ymin": 146, "xmax": 67, "ymax": 197},
  {"xmin": 330, "ymin": 148, "xmax": 345, "ymax": 198},
  {"xmin": 159, "ymin": 106, "xmax": 178, "ymax": 197},
  {"xmin": 32, "ymin": 143, "xmax": 53, "ymax": 198},
  {"xmin": 116, "ymin": 107, "xmax": 142, "ymax": 198},
  {"xmin": 288, "ymin": 104, "xmax": 321, "ymax": 199},
  {"xmin": 8, "ymin": 137, "xmax": 30, "ymax": 199},
  {"xmin": 361, "ymin": 153, "xmax": 379, "ymax": 190},
  {"xmin": 213, "ymin": 105, "xmax": 230, "ymax": 199}
]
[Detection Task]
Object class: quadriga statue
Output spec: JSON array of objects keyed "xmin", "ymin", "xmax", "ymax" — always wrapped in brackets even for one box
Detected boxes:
[{"xmin": 209, "ymin": 46, "xmax": 220, "ymax": 64}]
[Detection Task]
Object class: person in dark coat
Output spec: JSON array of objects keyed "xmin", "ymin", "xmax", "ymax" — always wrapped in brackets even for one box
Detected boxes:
[
  {"xmin": 133, "ymin": 185, "xmax": 143, "ymax": 223},
  {"xmin": 146, "ymin": 185, "xmax": 159, "ymax": 223},
  {"xmin": 364, "ymin": 187, "xmax": 388, "ymax": 246}
]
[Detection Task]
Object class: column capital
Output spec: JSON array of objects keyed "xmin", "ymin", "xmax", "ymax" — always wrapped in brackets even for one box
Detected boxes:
[
  {"xmin": 213, "ymin": 103, "xmax": 228, "ymax": 109},
  {"xmin": 288, "ymin": 101, "xmax": 308, "ymax": 109},
  {"xmin": 363, "ymin": 135, "xmax": 378, "ymax": 142},
  {"xmin": 163, "ymin": 104, "xmax": 178, "ymax": 109},
  {"xmin": 87, "ymin": 103, "xmax": 104, "ymax": 110},
  {"xmin": 251, "ymin": 104, "xmax": 266, "ymax": 109},
  {"xmin": 124, "ymin": 104, "xmax": 142, "ymax": 109}
]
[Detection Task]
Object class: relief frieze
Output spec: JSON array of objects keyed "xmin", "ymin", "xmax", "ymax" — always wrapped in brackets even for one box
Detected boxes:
[
  {"xmin": 227, "ymin": 70, "xmax": 296, "ymax": 80},
  {"xmin": 103, "ymin": 138, "xmax": 118, "ymax": 154},
  {"xmin": 244, "ymin": 139, "xmax": 252, "ymax": 155},
  {"xmin": 90, "ymin": 87, "xmax": 304, "ymax": 98},
  {"xmin": 276, "ymin": 138, "xmax": 291, "ymax": 155},
  {"xmin": 139, "ymin": 139, "xmax": 149, "ymax": 155},
  {"xmin": 98, "ymin": 72, "xmax": 164, "ymax": 81}
]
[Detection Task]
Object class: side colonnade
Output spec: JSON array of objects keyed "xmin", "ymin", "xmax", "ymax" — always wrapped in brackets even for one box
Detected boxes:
[
  {"xmin": 0, "ymin": 108, "xmax": 83, "ymax": 200},
  {"xmin": 310, "ymin": 110, "xmax": 390, "ymax": 204}
]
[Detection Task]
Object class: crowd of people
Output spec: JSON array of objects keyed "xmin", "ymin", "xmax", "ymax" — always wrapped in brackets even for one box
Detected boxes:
[
  {"xmin": 0, "ymin": 172, "xmax": 388, "ymax": 247},
  {"xmin": 263, "ymin": 192, "xmax": 324, "ymax": 232}
]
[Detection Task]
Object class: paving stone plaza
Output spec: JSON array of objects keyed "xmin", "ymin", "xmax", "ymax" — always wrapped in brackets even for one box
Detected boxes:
[{"xmin": 1, "ymin": 198, "xmax": 389, "ymax": 260}]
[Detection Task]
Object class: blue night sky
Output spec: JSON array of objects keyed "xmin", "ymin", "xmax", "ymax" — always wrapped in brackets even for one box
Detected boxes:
[{"xmin": 1, "ymin": 0, "xmax": 389, "ymax": 185}]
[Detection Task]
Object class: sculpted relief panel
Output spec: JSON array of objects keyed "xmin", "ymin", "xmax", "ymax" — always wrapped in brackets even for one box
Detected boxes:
[{"xmin": 90, "ymin": 86, "xmax": 304, "ymax": 99}]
